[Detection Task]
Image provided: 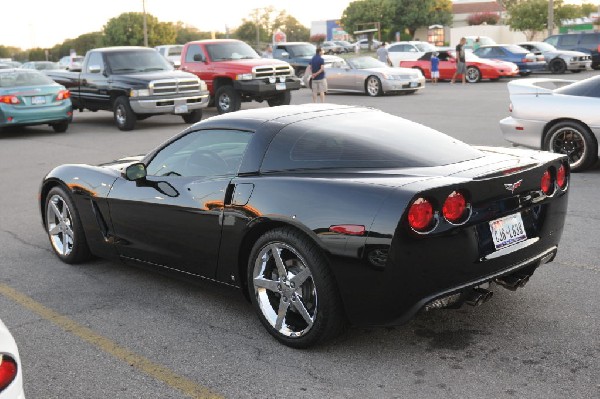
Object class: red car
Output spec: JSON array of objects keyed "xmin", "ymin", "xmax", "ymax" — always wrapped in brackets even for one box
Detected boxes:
[{"xmin": 400, "ymin": 49, "xmax": 519, "ymax": 83}]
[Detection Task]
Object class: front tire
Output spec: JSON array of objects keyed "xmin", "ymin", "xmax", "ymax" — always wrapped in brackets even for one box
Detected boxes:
[
  {"xmin": 549, "ymin": 59, "xmax": 567, "ymax": 74},
  {"xmin": 182, "ymin": 109, "xmax": 202, "ymax": 124},
  {"xmin": 44, "ymin": 186, "xmax": 91, "ymax": 264},
  {"xmin": 267, "ymin": 91, "xmax": 291, "ymax": 107},
  {"xmin": 248, "ymin": 228, "xmax": 346, "ymax": 348},
  {"xmin": 215, "ymin": 85, "xmax": 241, "ymax": 114},
  {"xmin": 544, "ymin": 121, "xmax": 598, "ymax": 172},
  {"xmin": 113, "ymin": 96, "xmax": 136, "ymax": 131},
  {"xmin": 466, "ymin": 66, "xmax": 481, "ymax": 83},
  {"xmin": 365, "ymin": 76, "xmax": 382, "ymax": 96},
  {"xmin": 52, "ymin": 120, "xmax": 69, "ymax": 133}
]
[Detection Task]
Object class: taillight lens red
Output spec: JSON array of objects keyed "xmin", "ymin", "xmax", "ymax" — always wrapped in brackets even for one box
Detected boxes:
[
  {"xmin": 56, "ymin": 90, "xmax": 70, "ymax": 101},
  {"xmin": 0, "ymin": 95, "xmax": 20, "ymax": 104},
  {"xmin": 408, "ymin": 197, "xmax": 434, "ymax": 231},
  {"xmin": 443, "ymin": 191, "xmax": 467, "ymax": 223},
  {"xmin": 0, "ymin": 355, "xmax": 18, "ymax": 391},
  {"xmin": 557, "ymin": 164, "xmax": 567, "ymax": 189},
  {"xmin": 541, "ymin": 169, "xmax": 553, "ymax": 195}
]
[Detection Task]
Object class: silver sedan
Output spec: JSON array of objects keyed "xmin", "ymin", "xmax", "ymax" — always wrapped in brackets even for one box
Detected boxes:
[
  {"xmin": 500, "ymin": 76, "xmax": 600, "ymax": 171},
  {"xmin": 324, "ymin": 57, "xmax": 425, "ymax": 96}
]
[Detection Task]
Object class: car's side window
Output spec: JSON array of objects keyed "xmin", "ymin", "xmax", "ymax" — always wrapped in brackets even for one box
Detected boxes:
[
  {"xmin": 580, "ymin": 34, "xmax": 598, "ymax": 45},
  {"xmin": 477, "ymin": 47, "xmax": 491, "ymax": 57},
  {"xmin": 86, "ymin": 52, "xmax": 104, "ymax": 73},
  {"xmin": 146, "ymin": 129, "xmax": 253, "ymax": 178},
  {"xmin": 545, "ymin": 36, "xmax": 558, "ymax": 46},
  {"xmin": 185, "ymin": 44, "xmax": 205, "ymax": 63},
  {"xmin": 559, "ymin": 35, "xmax": 578, "ymax": 46}
]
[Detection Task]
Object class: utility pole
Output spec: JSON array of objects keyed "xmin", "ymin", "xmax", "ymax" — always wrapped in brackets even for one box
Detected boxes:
[
  {"xmin": 143, "ymin": 0, "xmax": 148, "ymax": 47},
  {"xmin": 548, "ymin": 0, "xmax": 554, "ymax": 37}
]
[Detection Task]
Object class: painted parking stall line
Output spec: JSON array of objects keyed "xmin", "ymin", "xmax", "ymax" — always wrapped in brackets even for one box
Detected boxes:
[{"xmin": 0, "ymin": 283, "xmax": 222, "ymax": 399}]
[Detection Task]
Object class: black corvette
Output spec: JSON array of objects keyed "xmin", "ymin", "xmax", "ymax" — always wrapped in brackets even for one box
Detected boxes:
[{"xmin": 40, "ymin": 104, "xmax": 569, "ymax": 348}]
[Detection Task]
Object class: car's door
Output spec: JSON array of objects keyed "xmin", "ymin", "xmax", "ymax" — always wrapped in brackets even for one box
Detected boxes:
[
  {"xmin": 79, "ymin": 51, "xmax": 110, "ymax": 110},
  {"xmin": 326, "ymin": 60, "xmax": 355, "ymax": 91},
  {"xmin": 107, "ymin": 129, "xmax": 253, "ymax": 278},
  {"xmin": 181, "ymin": 44, "xmax": 212, "ymax": 91},
  {"xmin": 438, "ymin": 52, "xmax": 455, "ymax": 79}
]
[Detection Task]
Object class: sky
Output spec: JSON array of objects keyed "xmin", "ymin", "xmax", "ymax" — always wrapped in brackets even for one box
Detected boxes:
[{"xmin": 1, "ymin": 0, "xmax": 353, "ymax": 50}]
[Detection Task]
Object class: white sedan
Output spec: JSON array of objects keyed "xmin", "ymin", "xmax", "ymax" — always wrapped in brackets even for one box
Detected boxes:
[{"xmin": 0, "ymin": 319, "xmax": 25, "ymax": 399}]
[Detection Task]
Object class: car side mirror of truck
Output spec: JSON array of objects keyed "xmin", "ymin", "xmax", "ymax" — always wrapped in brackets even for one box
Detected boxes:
[
  {"xmin": 193, "ymin": 54, "xmax": 205, "ymax": 62},
  {"xmin": 88, "ymin": 65, "xmax": 102, "ymax": 74},
  {"xmin": 124, "ymin": 163, "xmax": 147, "ymax": 181}
]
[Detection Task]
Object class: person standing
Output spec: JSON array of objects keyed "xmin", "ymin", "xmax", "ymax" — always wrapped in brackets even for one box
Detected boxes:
[
  {"xmin": 310, "ymin": 47, "xmax": 327, "ymax": 103},
  {"xmin": 430, "ymin": 51, "xmax": 440, "ymax": 84},
  {"xmin": 451, "ymin": 37, "xmax": 467, "ymax": 84},
  {"xmin": 262, "ymin": 44, "xmax": 273, "ymax": 58},
  {"xmin": 376, "ymin": 42, "xmax": 391, "ymax": 66},
  {"xmin": 473, "ymin": 37, "xmax": 481, "ymax": 51}
]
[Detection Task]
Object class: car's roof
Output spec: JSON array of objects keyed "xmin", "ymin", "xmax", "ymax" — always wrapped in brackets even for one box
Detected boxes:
[
  {"xmin": 276, "ymin": 42, "xmax": 313, "ymax": 46},
  {"xmin": 92, "ymin": 46, "xmax": 155, "ymax": 52}
]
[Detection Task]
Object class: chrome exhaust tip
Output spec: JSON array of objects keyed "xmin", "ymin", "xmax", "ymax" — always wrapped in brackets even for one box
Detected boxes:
[{"xmin": 464, "ymin": 287, "xmax": 493, "ymax": 307}]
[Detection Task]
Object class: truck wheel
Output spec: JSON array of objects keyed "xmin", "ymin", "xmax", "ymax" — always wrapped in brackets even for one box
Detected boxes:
[
  {"xmin": 113, "ymin": 96, "xmax": 136, "ymax": 131},
  {"xmin": 182, "ymin": 109, "xmax": 202, "ymax": 124},
  {"xmin": 215, "ymin": 86, "xmax": 241, "ymax": 114},
  {"xmin": 267, "ymin": 91, "xmax": 291, "ymax": 107}
]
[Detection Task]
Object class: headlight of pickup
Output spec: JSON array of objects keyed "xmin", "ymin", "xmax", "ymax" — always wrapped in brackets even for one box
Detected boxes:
[
  {"xmin": 130, "ymin": 89, "xmax": 150, "ymax": 97},
  {"xmin": 199, "ymin": 80, "xmax": 207, "ymax": 91},
  {"xmin": 236, "ymin": 73, "xmax": 253, "ymax": 81}
]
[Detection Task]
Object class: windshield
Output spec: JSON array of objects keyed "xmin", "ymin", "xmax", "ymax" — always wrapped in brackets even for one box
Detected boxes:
[
  {"xmin": 414, "ymin": 42, "xmax": 436, "ymax": 52},
  {"xmin": 287, "ymin": 44, "xmax": 316, "ymax": 57},
  {"xmin": 106, "ymin": 50, "xmax": 173, "ymax": 74},
  {"xmin": 167, "ymin": 46, "xmax": 183, "ymax": 56},
  {"xmin": 0, "ymin": 70, "xmax": 55, "ymax": 87},
  {"xmin": 505, "ymin": 44, "xmax": 529, "ymax": 54},
  {"xmin": 36, "ymin": 62, "xmax": 60, "ymax": 70},
  {"xmin": 348, "ymin": 57, "xmax": 386, "ymax": 69},
  {"xmin": 206, "ymin": 42, "xmax": 260, "ymax": 61},
  {"xmin": 555, "ymin": 75, "xmax": 600, "ymax": 98}
]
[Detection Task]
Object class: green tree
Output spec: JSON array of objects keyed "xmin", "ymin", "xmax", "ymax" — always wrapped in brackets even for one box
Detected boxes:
[
  {"xmin": 341, "ymin": 0, "xmax": 395, "ymax": 38},
  {"xmin": 234, "ymin": 20, "xmax": 265, "ymax": 44},
  {"xmin": 389, "ymin": 0, "xmax": 453, "ymax": 37},
  {"xmin": 506, "ymin": 0, "xmax": 550, "ymax": 40},
  {"xmin": 103, "ymin": 12, "xmax": 177, "ymax": 47},
  {"xmin": 175, "ymin": 23, "xmax": 212, "ymax": 43},
  {"xmin": 0, "ymin": 46, "xmax": 21, "ymax": 59},
  {"xmin": 272, "ymin": 12, "xmax": 310, "ymax": 42}
]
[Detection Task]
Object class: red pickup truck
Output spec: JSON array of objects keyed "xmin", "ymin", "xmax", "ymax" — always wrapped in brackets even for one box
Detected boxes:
[{"xmin": 180, "ymin": 39, "xmax": 301, "ymax": 113}]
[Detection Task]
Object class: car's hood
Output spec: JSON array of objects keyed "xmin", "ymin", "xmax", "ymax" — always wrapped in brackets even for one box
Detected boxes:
[
  {"xmin": 506, "ymin": 77, "xmax": 576, "ymax": 95},
  {"xmin": 209, "ymin": 58, "xmax": 291, "ymax": 69},
  {"xmin": 359, "ymin": 66, "xmax": 421, "ymax": 75},
  {"xmin": 545, "ymin": 49, "xmax": 589, "ymax": 58},
  {"xmin": 111, "ymin": 70, "xmax": 200, "ymax": 84}
]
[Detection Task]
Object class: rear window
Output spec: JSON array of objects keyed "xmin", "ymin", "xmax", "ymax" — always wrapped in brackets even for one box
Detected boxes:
[
  {"xmin": 504, "ymin": 45, "xmax": 528, "ymax": 54},
  {"xmin": 555, "ymin": 75, "xmax": 600, "ymax": 98},
  {"xmin": 0, "ymin": 70, "xmax": 54, "ymax": 87},
  {"xmin": 261, "ymin": 111, "xmax": 483, "ymax": 172}
]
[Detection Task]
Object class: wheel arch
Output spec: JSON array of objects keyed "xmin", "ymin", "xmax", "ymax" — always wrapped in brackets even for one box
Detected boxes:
[
  {"xmin": 40, "ymin": 178, "xmax": 68, "ymax": 225},
  {"xmin": 236, "ymin": 218, "xmax": 330, "ymax": 301},
  {"xmin": 542, "ymin": 117, "xmax": 598, "ymax": 151},
  {"xmin": 212, "ymin": 76, "xmax": 234, "ymax": 93}
]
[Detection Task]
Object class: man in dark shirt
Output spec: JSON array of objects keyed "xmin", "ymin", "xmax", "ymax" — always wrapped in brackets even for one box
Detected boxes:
[
  {"xmin": 310, "ymin": 47, "xmax": 326, "ymax": 102},
  {"xmin": 451, "ymin": 37, "xmax": 467, "ymax": 84}
]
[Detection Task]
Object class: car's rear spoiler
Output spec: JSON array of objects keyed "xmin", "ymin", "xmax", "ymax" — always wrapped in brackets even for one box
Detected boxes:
[{"xmin": 506, "ymin": 78, "xmax": 575, "ymax": 95}]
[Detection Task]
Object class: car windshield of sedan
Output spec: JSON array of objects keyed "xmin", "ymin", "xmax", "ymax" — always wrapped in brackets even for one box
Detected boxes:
[
  {"xmin": 414, "ymin": 42, "xmax": 436, "ymax": 52},
  {"xmin": 106, "ymin": 51, "xmax": 173, "ymax": 73},
  {"xmin": 206, "ymin": 42, "xmax": 260, "ymax": 61},
  {"xmin": 0, "ymin": 70, "xmax": 54, "ymax": 87},
  {"xmin": 503, "ymin": 45, "xmax": 528, "ymax": 54},
  {"xmin": 348, "ymin": 57, "xmax": 386, "ymax": 69}
]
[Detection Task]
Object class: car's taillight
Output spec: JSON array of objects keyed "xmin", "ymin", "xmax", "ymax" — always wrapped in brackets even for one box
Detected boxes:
[
  {"xmin": 557, "ymin": 164, "xmax": 568, "ymax": 190},
  {"xmin": 55, "ymin": 90, "xmax": 70, "ymax": 101},
  {"xmin": 0, "ymin": 95, "xmax": 20, "ymax": 104},
  {"xmin": 541, "ymin": 169, "xmax": 553, "ymax": 195},
  {"xmin": 0, "ymin": 354, "xmax": 18, "ymax": 391},
  {"xmin": 408, "ymin": 197, "xmax": 434, "ymax": 231},
  {"xmin": 442, "ymin": 191, "xmax": 468, "ymax": 223}
]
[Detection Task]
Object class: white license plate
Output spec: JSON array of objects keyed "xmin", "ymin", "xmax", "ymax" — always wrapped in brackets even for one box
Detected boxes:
[
  {"xmin": 275, "ymin": 82, "xmax": 286, "ymax": 91},
  {"xmin": 174, "ymin": 104, "xmax": 188, "ymax": 114},
  {"xmin": 31, "ymin": 96, "xmax": 46, "ymax": 105},
  {"xmin": 489, "ymin": 213, "xmax": 527, "ymax": 251},
  {"xmin": 410, "ymin": 82, "xmax": 418, "ymax": 88}
]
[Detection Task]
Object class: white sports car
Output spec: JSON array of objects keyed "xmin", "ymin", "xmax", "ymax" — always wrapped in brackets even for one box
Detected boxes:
[
  {"xmin": 500, "ymin": 76, "xmax": 600, "ymax": 171},
  {"xmin": 0, "ymin": 319, "xmax": 25, "ymax": 399}
]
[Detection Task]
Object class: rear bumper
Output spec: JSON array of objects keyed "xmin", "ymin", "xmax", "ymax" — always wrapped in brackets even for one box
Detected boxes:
[
  {"xmin": 499, "ymin": 116, "xmax": 545, "ymax": 149},
  {"xmin": 129, "ymin": 91, "xmax": 209, "ymax": 114},
  {"xmin": 0, "ymin": 101, "xmax": 72, "ymax": 128}
]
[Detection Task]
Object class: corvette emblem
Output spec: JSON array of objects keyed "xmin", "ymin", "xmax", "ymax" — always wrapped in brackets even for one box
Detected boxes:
[{"xmin": 504, "ymin": 179, "xmax": 523, "ymax": 193}]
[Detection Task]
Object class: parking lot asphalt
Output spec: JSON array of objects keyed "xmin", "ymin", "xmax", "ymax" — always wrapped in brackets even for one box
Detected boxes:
[{"xmin": 1, "ymin": 72, "xmax": 599, "ymax": 399}]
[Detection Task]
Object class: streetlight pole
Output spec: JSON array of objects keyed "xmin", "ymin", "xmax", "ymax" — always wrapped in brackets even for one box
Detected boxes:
[
  {"xmin": 548, "ymin": 0, "xmax": 554, "ymax": 37},
  {"xmin": 142, "ymin": 0, "xmax": 148, "ymax": 47}
]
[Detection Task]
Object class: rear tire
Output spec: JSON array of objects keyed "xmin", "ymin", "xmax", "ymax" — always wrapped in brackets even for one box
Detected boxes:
[
  {"xmin": 215, "ymin": 85, "xmax": 241, "ymax": 114},
  {"xmin": 267, "ymin": 91, "xmax": 291, "ymax": 107},
  {"xmin": 44, "ymin": 186, "xmax": 92, "ymax": 264},
  {"xmin": 248, "ymin": 228, "xmax": 346, "ymax": 348},
  {"xmin": 52, "ymin": 121, "xmax": 69, "ymax": 133},
  {"xmin": 519, "ymin": 71, "xmax": 531, "ymax": 77},
  {"xmin": 544, "ymin": 121, "xmax": 597, "ymax": 172},
  {"xmin": 465, "ymin": 66, "xmax": 481, "ymax": 83},
  {"xmin": 549, "ymin": 59, "xmax": 567, "ymax": 74},
  {"xmin": 182, "ymin": 109, "xmax": 202, "ymax": 124},
  {"xmin": 113, "ymin": 96, "xmax": 136, "ymax": 131}
]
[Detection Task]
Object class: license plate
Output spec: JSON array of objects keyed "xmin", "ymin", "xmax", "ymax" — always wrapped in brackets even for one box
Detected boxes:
[
  {"xmin": 489, "ymin": 213, "xmax": 527, "ymax": 251},
  {"xmin": 275, "ymin": 82, "xmax": 286, "ymax": 91},
  {"xmin": 410, "ymin": 82, "xmax": 418, "ymax": 88},
  {"xmin": 31, "ymin": 96, "xmax": 46, "ymax": 105},
  {"xmin": 174, "ymin": 104, "xmax": 188, "ymax": 114}
]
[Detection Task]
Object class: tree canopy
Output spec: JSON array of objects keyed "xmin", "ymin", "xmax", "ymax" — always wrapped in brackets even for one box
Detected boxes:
[
  {"xmin": 235, "ymin": 7, "xmax": 309, "ymax": 44},
  {"xmin": 103, "ymin": 12, "xmax": 177, "ymax": 47}
]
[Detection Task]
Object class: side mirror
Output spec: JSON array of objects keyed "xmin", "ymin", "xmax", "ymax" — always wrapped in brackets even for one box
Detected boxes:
[
  {"xmin": 124, "ymin": 162, "xmax": 147, "ymax": 181},
  {"xmin": 88, "ymin": 65, "xmax": 101, "ymax": 74},
  {"xmin": 280, "ymin": 51, "xmax": 290, "ymax": 59},
  {"xmin": 193, "ymin": 53, "xmax": 205, "ymax": 62}
]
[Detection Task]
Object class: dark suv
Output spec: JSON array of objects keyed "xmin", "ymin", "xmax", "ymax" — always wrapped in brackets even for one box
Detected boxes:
[{"xmin": 544, "ymin": 32, "xmax": 600, "ymax": 70}]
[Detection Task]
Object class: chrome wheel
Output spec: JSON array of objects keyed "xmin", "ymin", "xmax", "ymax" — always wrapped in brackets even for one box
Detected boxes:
[
  {"xmin": 46, "ymin": 194, "xmax": 74, "ymax": 256},
  {"xmin": 253, "ymin": 242, "xmax": 317, "ymax": 338},
  {"xmin": 115, "ymin": 105, "xmax": 126, "ymax": 126},
  {"xmin": 466, "ymin": 67, "xmax": 480, "ymax": 83},
  {"xmin": 218, "ymin": 93, "xmax": 231, "ymax": 112},
  {"xmin": 366, "ymin": 76, "xmax": 381, "ymax": 96},
  {"xmin": 549, "ymin": 127, "xmax": 586, "ymax": 169}
]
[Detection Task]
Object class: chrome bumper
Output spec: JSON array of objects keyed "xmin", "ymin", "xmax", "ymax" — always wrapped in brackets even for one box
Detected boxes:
[{"xmin": 130, "ymin": 92, "xmax": 210, "ymax": 114}]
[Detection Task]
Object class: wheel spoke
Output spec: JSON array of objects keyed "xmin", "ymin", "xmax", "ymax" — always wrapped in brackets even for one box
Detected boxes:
[
  {"xmin": 61, "ymin": 235, "xmax": 69, "ymax": 255},
  {"xmin": 64, "ymin": 225, "xmax": 74, "ymax": 239},
  {"xmin": 48, "ymin": 224, "xmax": 61, "ymax": 236},
  {"xmin": 50, "ymin": 201, "xmax": 62, "ymax": 220},
  {"xmin": 292, "ymin": 298, "xmax": 314, "ymax": 327},
  {"xmin": 290, "ymin": 267, "xmax": 311, "ymax": 287},
  {"xmin": 274, "ymin": 298, "xmax": 290, "ymax": 330},
  {"xmin": 269, "ymin": 244, "xmax": 287, "ymax": 277},
  {"xmin": 253, "ymin": 276, "xmax": 280, "ymax": 293}
]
